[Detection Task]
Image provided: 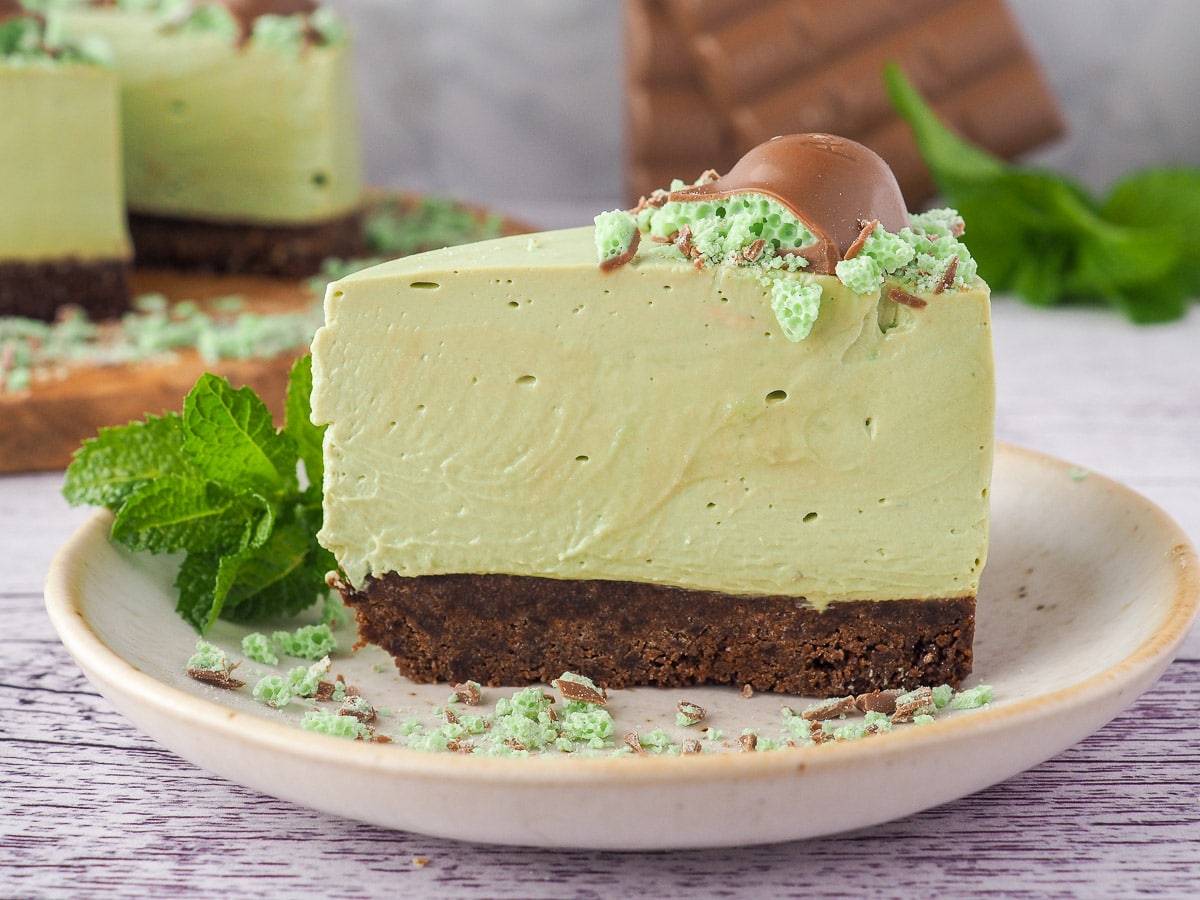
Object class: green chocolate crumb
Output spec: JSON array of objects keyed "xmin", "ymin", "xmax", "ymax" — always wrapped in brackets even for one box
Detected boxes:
[
  {"xmin": 768, "ymin": 279, "xmax": 823, "ymax": 342},
  {"xmin": 186, "ymin": 639, "xmax": 230, "ymax": 673},
  {"xmin": 285, "ymin": 658, "xmax": 331, "ymax": 699},
  {"xmin": 638, "ymin": 728, "xmax": 676, "ymax": 754},
  {"xmin": 781, "ymin": 708, "xmax": 813, "ymax": 743},
  {"xmin": 301, "ymin": 708, "xmax": 371, "ymax": 741},
  {"xmin": 252, "ymin": 674, "xmax": 291, "ymax": 709},
  {"xmin": 397, "ymin": 717, "xmax": 425, "ymax": 737},
  {"xmin": 364, "ymin": 196, "xmax": 503, "ymax": 257},
  {"xmin": 272, "ymin": 624, "xmax": 336, "ymax": 660},
  {"xmin": 931, "ymin": 684, "xmax": 954, "ymax": 709},
  {"xmin": 594, "ymin": 210, "xmax": 639, "ymax": 268},
  {"xmin": 949, "ymin": 684, "xmax": 994, "ymax": 710},
  {"xmin": 913, "ymin": 713, "xmax": 936, "ymax": 727},
  {"xmin": 492, "ymin": 687, "xmax": 559, "ymax": 753},
  {"xmin": 241, "ymin": 632, "xmax": 279, "ymax": 666},
  {"xmin": 558, "ymin": 702, "xmax": 616, "ymax": 750}
]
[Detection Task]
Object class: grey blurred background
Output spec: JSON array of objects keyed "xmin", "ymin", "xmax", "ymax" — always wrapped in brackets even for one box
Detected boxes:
[{"xmin": 327, "ymin": 0, "xmax": 1200, "ymax": 229}]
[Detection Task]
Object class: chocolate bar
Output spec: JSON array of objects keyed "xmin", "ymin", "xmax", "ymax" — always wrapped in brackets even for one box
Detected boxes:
[{"xmin": 626, "ymin": 0, "xmax": 1063, "ymax": 206}]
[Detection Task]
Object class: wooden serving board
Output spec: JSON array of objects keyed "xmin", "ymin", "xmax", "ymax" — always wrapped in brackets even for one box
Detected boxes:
[
  {"xmin": 0, "ymin": 197, "xmax": 531, "ymax": 474},
  {"xmin": 1, "ymin": 270, "xmax": 314, "ymax": 474}
]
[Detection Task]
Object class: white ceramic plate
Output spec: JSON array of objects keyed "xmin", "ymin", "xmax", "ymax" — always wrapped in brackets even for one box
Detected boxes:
[{"xmin": 45, "ymin": 444, "xmax": 1199, "ymax": 850}]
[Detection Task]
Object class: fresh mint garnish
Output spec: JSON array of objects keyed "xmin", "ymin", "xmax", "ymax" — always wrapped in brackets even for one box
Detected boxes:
[
  {"xmin": 63, "ymin": 357, "xmax": 336, "ymax": 632},
  {"xmin": 885, "ymin": 64, "xmax": 1196, "ymax": 323}
]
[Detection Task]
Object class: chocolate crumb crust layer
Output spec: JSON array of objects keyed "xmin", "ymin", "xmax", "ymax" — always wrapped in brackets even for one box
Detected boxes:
[
  {"xmin": 128, "ymin": 208, "xmax": 366, "ymax": 278},
  {"xmin": 338, "ymin": 573, "xmax": 975, "ymax": 698},
  {"xmin": 0, "ymin": 258, "xmax": 131, "ymax": 321}
]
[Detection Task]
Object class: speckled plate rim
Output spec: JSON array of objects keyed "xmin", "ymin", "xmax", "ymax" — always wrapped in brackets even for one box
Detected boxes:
[{"xmin": 44, "ymin": 443, "xmax": 1200, "ymax": 849}]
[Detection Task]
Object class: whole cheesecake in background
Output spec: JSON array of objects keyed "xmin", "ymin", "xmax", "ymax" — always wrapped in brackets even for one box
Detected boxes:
[
  {"xmin": 0, "ymin": 2, "xmax": 131, "ymax": 319},
  {"xmin": 312, "ymin": 134, "xmax": 995, "ymax": 697},
  {"xmin": 35, "ymin": 0, "xmax": 365, "ymax": 277}
]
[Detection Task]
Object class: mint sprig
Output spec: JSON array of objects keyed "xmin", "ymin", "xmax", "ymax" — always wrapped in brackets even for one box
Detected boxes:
[
  {"xmin": 63, "ymin": 357, "xmax": 336, "ymax": 632},
  {"xmin": 885, "ymin": 64, "xmax": 1196, "ymax": 323}
]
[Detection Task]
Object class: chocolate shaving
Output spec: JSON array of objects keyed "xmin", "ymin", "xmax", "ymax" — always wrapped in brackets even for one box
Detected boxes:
[
  {"xmin": 740, "ymin": 683, "xmax": 754, "ymax": 699},
  {"xmin": 504, "ymin": 737, "xmax": 527, "ymax": 752},
  {"xmin": 888, "ymin": 287, "xmax": 928, "ymax": 309},
  {"xmin": 444, "ymin": 738, "xmax": 474, "ymax": 754},
  {"xmin": 443, "ymin": 706, "xmax": 459, "ymax": 725},
  {"xmin": 800, "ymin": 695, "xmax": 857, "ymax": 721},
  {"xmin": 843, "ymin": 219, "xmax": 878, "ymax": 261},
  {"xmin": 599, "ymin": 228, "xmax": 640, "ymax": 272},
  {"xmin": 338, "ymin": 699, "xmax": 377, "ymax": 724},
  {"xmin": 676, "ymin": 700, "xmax": 707, "ymax": 725},
  {"xmin": 552, "ymin": 677, "xmax": 607, "ymax": 706},
  {"xmin": 624, "ymin": 732, "xmax": 645, "ymax": 755},
  {"xmin": 314, "ymin": 679, "xmax": 340, "ymax": 702},
  {"xmin": 338, "ymin": 710, "xmax": 374, "ymax": 729},
  {"xmin": 694, "ymin": 168, "xmax": 721, "ymax": 185},
  {"xmin": 672, "ymin": 225, "xmax": 703, "ymax": 267},
  {"xmin": 935, "ymin": 256, "xmax": 959, "ymax": 294},
  {"xmin": 737, "ymin": 732, "xmax": 758, "ymax": 752},
  {"xmin": 854, "ymin": 689, "xmax": 903, "ymax": 715},
  {"xmin": 808, "ymin": 721, "xmax": 832, "ymax": 744},
  {"xmin": 631, "ymin": 189, "xmax": 670, "ymax": 214},
  {"xmin": 451, "ymin": 681, "xmax": 481, "ymax": 706},
  {"xmin": 891, "ymin": 686, "xmax": 935, "ymax": 723},
  {"xmin": 186, "ymin": 666, "xmax": 246, "ymax": 690},
  {"xmin": 739, "ymin": 238, "xmax": 767, "ymax": 262},
  {"xmin": 681, "ymin": 739, "xmax": 703, "ymax": 755},
  {"xmin": 219, "ymin": 0, "xmax": 319, "ymax": 46}
]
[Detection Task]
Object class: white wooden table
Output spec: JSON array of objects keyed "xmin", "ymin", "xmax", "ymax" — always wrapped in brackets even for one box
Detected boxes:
[{"xmin": 3, "ymin": 297, "xmax": 1198, "ymax": 897}]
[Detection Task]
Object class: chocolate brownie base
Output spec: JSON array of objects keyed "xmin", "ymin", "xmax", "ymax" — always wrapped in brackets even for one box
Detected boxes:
[
  {"xmin": 339, "ymin": 573, "xmax": 975, "ymax": 697},
  {"xmin": 128, "ymin": 208, "xmax": 366, "ymax": 278},
  {"xmin": 0, "ymin": 257, "xmax": 130, "ymax": 321}
]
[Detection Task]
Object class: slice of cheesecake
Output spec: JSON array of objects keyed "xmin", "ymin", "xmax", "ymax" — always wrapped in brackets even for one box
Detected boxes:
[
  {"xmin": 311, "ymin": 134, "xmax": 994, "ymax": 696},
  {"xmin": 0, "ymin": 3, "xmax": 131, "ymax": 320},
  {"xmin": 50, "ymin": 0, "xmax": 364, "ymax": 276}
]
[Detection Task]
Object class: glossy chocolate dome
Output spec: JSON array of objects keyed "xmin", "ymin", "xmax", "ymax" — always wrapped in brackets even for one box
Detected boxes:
[{"xmin": 670, "ymin": 134, "xmax": 909, "ymax": 272}]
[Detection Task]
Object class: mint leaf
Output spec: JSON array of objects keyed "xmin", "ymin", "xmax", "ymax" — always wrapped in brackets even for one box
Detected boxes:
[
  {"xmin": 181, "ymin": 505, "xmax": 332, "ymax": 632},
  {"xmin": 1103, "ymin": 167, "xmax": 1200, "ymax": 295},
  {"xmin": 885, "ymin": 64, "xmax": 1191, "ymax": 322},
  {"xmin": 182, "ymin": 373, "xmax": 298, "ymax": 496},
  {"xmin": 63, "ymin": 413, "xmax": 190, "ymax": 509},
  {"xmin": 111, "ymin": 479, "xmax": 273, "ymax": 555},
  {"xmin": 284, "ymin": 354, "xmax": 324, "ymax": 495},
  {"xmin": 64, "ymin": 366, "xmax": 335, "ymax": 633}
]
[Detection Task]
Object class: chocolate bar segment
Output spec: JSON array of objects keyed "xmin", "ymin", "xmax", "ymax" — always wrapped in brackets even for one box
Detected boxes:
[{"xmin": 626, "ymin": 0, "xmax": 1063, "ymax": 206}]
